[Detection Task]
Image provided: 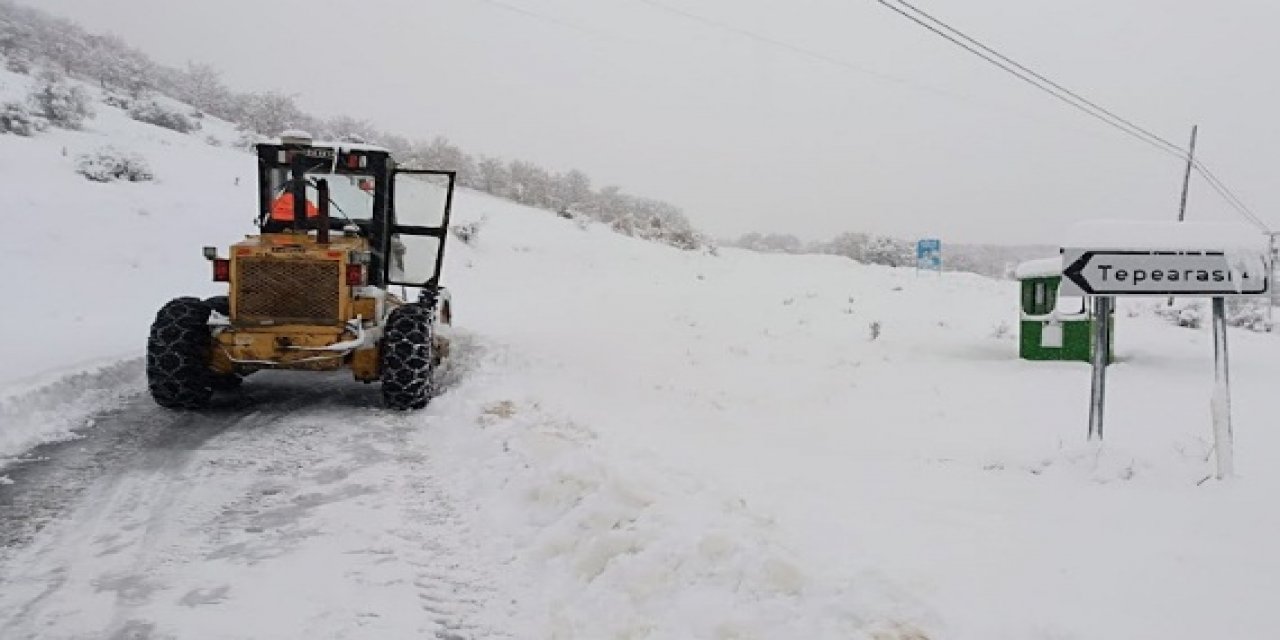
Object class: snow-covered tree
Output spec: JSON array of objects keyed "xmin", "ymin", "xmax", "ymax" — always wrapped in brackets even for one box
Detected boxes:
[
  {"xmin": 0, "ymin": 100, "xmax": 46, "ymax": 135},
  {"xmin": 33, "ymin": 15, "xmax": 87, "ymax": 75},
  {"xmin": 378, "ymin": 133, "xmax": 412, "ymax": 156},
  {"xmin": 408, "ymin": 137, "xmax": 477, "ymax": 186},
  {"xmin": 129, "ymin": 100, "xmax": 198, "ymax": 133},
  {"xmin": 823, "ymin": 232, "xmax": 869, "ymax": 261},
  {"xmin": 318, "ymin": 115, "xmax": 380, "ymax": 144},
  {"xmin": 732, "ymin": 232, "xmax": 804, "ymax": 254},
  {"xmin": 234, "ymin": 91, "xmax": 311, "ymax": 136},
  {"xmin": 28, "ymin": 70, "xmax": 93, "ymax": 129},
  {"xmin": 508, "ymin": 160, "xmax": 552, "ymax": 208},
  {"xmin": 173, "ymin": 62, "xmax": 234, "ymax": 118},
  {"xmin": 552, "ymin": 169, "xmax": 592, "ymax": 213},
  {"xmin": 861, "ymin": 235, "xmax": 913, "ymax": 267},
  {"xmin": 475, "ymin": 156, "xmax": 512, "ymax": 197}
]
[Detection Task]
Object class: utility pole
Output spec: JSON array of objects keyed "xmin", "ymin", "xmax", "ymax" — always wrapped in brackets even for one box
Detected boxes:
[
  {"xmin": 1169, "ymin": 125, "xmax": 1199, "ymax": 306},
  {"xmin": 1177, "ymin": 125, "xmax": 1199, "ymax": 223}
]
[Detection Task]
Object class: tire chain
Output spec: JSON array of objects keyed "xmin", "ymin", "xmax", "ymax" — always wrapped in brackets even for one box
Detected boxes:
[
  {"xmin": 381, "ymin": 303, "xmax": 436, "ymax": 410},
  {"xmin": 146, "ymin": 297, "xmax": 214, "ymax": 409}
]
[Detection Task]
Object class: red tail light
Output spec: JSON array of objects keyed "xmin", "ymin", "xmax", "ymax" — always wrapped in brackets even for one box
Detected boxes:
[
  {"xmin": 213, "ymin": 258, "xmax": 230, "ymax": 282},
  {"xmin": 345, "ymin": 263, "xmax": 365, "ymax": 286}
]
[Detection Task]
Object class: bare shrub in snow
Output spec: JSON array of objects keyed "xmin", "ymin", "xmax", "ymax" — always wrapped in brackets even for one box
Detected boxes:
[
  {"xmin": 75, "ymin": 147, "xmax": 154, "ymax": 183},
  {"xmin": 990, "ymin": 321, "xmax": 1013, "ymax": 340},
  {"xmin": 128, "ymin": 100, "xmax": 198, "ymax": 133},
  {"xmin": 27, "ymin": 70, "xmax": 93, "ymax": 129},
  {"xmin": 102, "ymin": 91, "xmax": 133, "ymax": 110},
  {"xmin": 869, "ymin": 321, "xmax": 882, "ymax": 341},
  {"xmin": 0, "ymin": 101, "xmax": 47, "ymax": 136},
  {"xmin": 451, "ymin": 220, "xmax": 484, "ymax": 246}
]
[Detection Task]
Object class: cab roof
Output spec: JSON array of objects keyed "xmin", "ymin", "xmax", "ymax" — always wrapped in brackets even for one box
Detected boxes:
[{"xmin": 261, "ymin": 139, "xmax": 391, "ymax": 154}]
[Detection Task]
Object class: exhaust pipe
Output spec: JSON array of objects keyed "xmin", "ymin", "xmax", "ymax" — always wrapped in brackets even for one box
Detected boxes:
[{"xmin": 290, "ymin": 153, "xmax": 307, "ymax": 233}]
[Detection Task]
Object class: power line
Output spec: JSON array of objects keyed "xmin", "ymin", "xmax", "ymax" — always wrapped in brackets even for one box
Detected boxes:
[
  {"xmin": 634, "ymin": 0, "xmax": 921, "ymax": 88},
  {"xmin": 479, "ymin": 0, "xmax": 1271, "ymax": 233},
  {"xmin": 1192, "ymin": 161, "xmax": 1271, "ymax": 232},
  {"xmin": 877, "ymin": 0, "xmax": 1273, "ymax": 233},
  {"xmin": 890, "ymin": 0, "xmax": 1188, "ymax": 158},
  {"xmin": 473, "ymin": 0, "xmax": 625, "ymax": 41},
  {"xmin": 875, "ymin": 0, "xmax": 1186, "ymax": 163}
]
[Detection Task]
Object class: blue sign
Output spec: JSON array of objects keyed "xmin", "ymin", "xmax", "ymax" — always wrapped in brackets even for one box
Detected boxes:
[{"xmin": 917, "ymin": 238, "xmax": 942, "ymax": 271}]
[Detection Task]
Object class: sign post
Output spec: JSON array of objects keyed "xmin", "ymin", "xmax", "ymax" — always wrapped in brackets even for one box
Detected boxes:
[
  {"xmin": 1087, "ymin": 296, "xmax": 1112, "ymax": 440},
  {"xmin": 1061, "ymin": 221, "xmax": 1270, "ymax": 479},
  {"xmin": 1211, "ymin": 297, "xmax": 1234, "ymax": 478},
  {"xmin": 916, "ymin": 238, "xmax": 942, "ymax": 275}
]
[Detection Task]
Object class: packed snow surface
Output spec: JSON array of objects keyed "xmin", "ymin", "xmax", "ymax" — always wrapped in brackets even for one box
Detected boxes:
[{"xmin": 3, "ymin": 66, "xmax": 1280, "ymax": 639}]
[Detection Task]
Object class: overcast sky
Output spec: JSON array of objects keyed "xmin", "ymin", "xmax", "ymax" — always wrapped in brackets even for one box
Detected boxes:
[{"xmin": 32, "ymin": 0, "xmax": 1280, "ymax": 244}]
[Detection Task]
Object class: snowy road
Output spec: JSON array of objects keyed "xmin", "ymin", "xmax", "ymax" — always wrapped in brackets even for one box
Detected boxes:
[
  {"xmin": 0, "ymin": 369, "xmax": 513, "ymax": 639},
  {"xmin": 4, "ymin": 95, "xmax": 1280, "ymax": 636}
]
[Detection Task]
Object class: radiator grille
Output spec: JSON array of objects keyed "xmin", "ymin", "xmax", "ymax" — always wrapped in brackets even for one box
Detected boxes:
[{"xmin": 236, "ymin": 258, "xmax": 341, "ymax": 324}]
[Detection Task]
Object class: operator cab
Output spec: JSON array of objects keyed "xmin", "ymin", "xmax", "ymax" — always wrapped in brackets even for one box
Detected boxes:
[{"xmin": 254, "ymin": 131, "xmax": 456, "ymax": 296}]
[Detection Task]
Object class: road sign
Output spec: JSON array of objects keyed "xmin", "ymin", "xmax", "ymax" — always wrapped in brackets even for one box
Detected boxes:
[
  {"xmin": 916, "ymin": 238, "xmax": 942, "ymax": 271},
  {"xmin": 1060, "ymin": 250, "xmax": 1270, "ymax": 297}
]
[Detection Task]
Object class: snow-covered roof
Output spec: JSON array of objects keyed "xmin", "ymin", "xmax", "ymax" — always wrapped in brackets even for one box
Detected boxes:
[
  {"xmin": 267, "ymin": 136, "xmax": 390, "ymax": 154},
  {"xmin": 1014, "ymin": 257, "xmax": 1062, "ymax": 280},
  {"xmin": 1062, "ymin": 220, "xmax": 1269, "ymax": 253}
]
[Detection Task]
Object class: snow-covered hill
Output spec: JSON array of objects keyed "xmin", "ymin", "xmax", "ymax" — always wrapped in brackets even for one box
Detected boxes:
[{"xmin": 3, "ymin": 66, "xmax": 1280, "ymax": 639}]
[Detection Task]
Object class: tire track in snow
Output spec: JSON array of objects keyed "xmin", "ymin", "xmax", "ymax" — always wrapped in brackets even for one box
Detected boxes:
[
  {"xmin": 0, "ymin": 367, "xmax": 515, "ymax": 639},
  {"xmin": 381, "ymin": 408, "xmax": 511, "ymax": 640}
]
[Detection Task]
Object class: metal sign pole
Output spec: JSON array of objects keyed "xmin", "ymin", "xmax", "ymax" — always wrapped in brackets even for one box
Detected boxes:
[
  {"xmin": 1087, "ymin": 296, "xmax": 1112, "ymax": 440},
  {"xmin": 1211, "ymin": 297, "xmax": 1234, "ymax": 479},
  {"xmin": 1270, "ymin": 233, "xmax": 1277, "ymax": 324}
]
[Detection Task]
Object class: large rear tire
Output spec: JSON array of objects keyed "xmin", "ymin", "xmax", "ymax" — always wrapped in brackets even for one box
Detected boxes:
[
  {"xmin": 147, "ymin": 297, "xmax": 214, "ymax": 409},
  {"xmin": 380, "ymin": 304, "xmax": 435, "ymax": 410}
]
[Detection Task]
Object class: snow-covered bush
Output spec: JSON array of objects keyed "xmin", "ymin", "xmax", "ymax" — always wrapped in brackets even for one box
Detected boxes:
[
  {"xmin": 75, "ymin": 147, "xmax": 154, "ymax": 183},
  {"xmin": 862, "ymin": 235, "xmax": 914, "ymax": 268},
  {"xmin": 3, "ymin": 50, "xmax": 32, "ymax": 74},
  {"xmin": 1227, "ymin": 299, "xmax": 1275, "ymax": 333},
  {"xmin": 102, "ymin": 91, "xmax": 133, "ymax": 110},
  {"xmin": 128, "ymin": 100, "xmax": 198, "ymax": 133},
  {"xmin": 27, "ymin": 71, "xmax": 93, "ymax": 129},
  {"xmin": 608, "ymin": 205, "xmax": 705, "ymax": 251},
  {"xmin": 0, "ymin": 101, "xmax": 47, "ymax": 136},
  {"xmin": 1153, "ymin": 302, "xmax": 1203, "ymax": 329},
  {"xmin": 1153, "ymin": 299, "xmax": 1275, "ymax": 333}
]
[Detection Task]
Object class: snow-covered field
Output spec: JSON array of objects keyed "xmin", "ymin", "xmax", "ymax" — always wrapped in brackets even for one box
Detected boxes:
[{"xmin": 3, "ymin": 67, "xmax": 1280, "ymax": 639}]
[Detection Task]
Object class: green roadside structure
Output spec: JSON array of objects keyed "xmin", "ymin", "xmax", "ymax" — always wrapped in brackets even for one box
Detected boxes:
[{"xmin": 1015, "ymin": 257, "xmax": 1113, "ymax": 362}]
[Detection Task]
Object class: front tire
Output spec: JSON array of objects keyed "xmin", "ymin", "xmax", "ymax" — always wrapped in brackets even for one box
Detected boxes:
[
  {"xmin": 380, "ymin": 304, "xmax": 435, "ymax": 410},
  {"xmin": 147, "ymin": 297, "xmax": 214, "ymax": 409}
]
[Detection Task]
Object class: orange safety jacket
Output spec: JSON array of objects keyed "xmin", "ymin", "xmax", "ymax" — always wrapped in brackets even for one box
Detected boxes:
[{"xmin": 270, "ymin": 193, "xmax": 319, "ymax": 221}]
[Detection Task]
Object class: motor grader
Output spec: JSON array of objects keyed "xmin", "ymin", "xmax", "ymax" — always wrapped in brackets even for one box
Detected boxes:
[{"xmin": 146, "ymin": 132, "xmax": 455, "ymax": 410}]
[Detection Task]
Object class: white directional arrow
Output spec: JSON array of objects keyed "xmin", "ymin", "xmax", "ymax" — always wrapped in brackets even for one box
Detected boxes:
[{"xmin": 1060, "ymin": 250, "xmax": 1269, "ymax": 297}]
